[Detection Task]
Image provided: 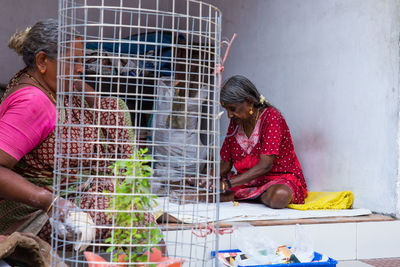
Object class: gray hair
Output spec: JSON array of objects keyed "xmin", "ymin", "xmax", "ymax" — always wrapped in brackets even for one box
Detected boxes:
[
  {"xmin": 8, "ymin": 19, "xmax": 78, "ymax": 69},
  {"xmin": 221, "ymin": 75, "xmax": 272, "ymax": 108},
  {"xmin": 21, "ymin": 19, "xmax": 59, "ymax": 68}
]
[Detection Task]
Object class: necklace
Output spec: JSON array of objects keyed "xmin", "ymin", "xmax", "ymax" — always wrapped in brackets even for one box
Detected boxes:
[{"xmin": 24, "ymin": 73, "xmax": 57, "ymax": 104}]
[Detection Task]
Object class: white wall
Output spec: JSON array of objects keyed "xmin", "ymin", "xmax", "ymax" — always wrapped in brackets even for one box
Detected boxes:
[
  {"xmin": 210, "ymin": 0, "xmax": 400, "ymax": 215},
  {"xmin": 0, "ymin": 0, "xmax": 58, "ymax": 84},
  {"xmin": 1, "ymin": 0, "xmax": 400, "ymax": 214}
]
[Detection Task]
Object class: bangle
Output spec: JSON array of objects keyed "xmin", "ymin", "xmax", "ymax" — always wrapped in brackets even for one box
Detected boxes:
[
  {"xmin": 46, "ymin": 196, "xmax": 59, "ymax": 213},
  {"xmin": 224, "ymin": 178, "xmax": 232, "ymax": 189},
  {"xmin": 220, "ymin": 180, "xmax": 227, "ymax": 191}
]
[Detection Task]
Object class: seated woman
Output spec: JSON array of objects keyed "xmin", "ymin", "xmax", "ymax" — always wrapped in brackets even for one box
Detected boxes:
[
  {"xmin": 0, "ymin": 19, "xmax": 136, "ymax": 244},
  {"xmin": 219, "ymin": 75, "xmax": 308, "ymax": 209}
]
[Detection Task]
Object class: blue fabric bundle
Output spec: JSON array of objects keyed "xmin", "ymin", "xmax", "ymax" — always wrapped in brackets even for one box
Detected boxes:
[{"xmin": 86, "ymin": 32, "xmax": 185, "ymax": 76}]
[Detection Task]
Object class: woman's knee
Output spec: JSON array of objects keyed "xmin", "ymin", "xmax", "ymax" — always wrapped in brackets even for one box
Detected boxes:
[{"xmin": 260, "ymin": 184, "xmax": 292, "ymax": 209}]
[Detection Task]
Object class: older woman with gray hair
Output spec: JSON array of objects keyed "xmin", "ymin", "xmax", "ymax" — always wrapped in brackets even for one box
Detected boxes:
[
  {"xmin": 219, "ymin": 75, "xmax": 308, "ymax": 208},
  {"xmin": 0, "ymin": 19, "xmax": 134, "ymax": 245}
]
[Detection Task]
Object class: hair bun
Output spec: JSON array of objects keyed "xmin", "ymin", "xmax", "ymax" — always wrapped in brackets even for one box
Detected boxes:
[{"xmin": 8, "ymin": 27, "xmax": 31, "ymax": 55}]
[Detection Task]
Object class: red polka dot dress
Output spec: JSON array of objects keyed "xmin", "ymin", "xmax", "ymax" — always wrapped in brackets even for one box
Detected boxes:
[{"xmin": 220, "ymin": 107, "xmax": 308, "ymax": 204}]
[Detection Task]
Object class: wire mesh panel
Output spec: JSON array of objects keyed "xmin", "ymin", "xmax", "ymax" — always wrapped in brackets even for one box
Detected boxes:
[{"xmin": 52, "ymin": 0, "xmax": 222, "ymax": 266}]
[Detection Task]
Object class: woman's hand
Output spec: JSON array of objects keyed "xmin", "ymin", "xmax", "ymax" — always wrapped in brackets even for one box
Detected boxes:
[
  {"xmin": 187, "ymin": 177, "xmax": 230, "ymax": 192},
  {"xmin": 185, "ymin": 176, "xmax": 208, "ymax": 189},
  {"xmin": 185, "ymin": 176, "xmax": 216, "ymax": 191},
  {"xmin": 47, "ymin": 197, "xmax": 77, "ymax": 222},
  {"xmin": 47, "ymin": 197, "xmax": 79, "ymax": 240}
]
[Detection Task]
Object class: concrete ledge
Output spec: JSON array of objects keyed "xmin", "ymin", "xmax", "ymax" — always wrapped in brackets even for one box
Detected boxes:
[{"xmin": 163, "ymin": 215, "xmax": 399, "ymax": 262}]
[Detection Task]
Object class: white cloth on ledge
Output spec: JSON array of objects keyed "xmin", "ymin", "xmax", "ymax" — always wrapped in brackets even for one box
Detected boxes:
[{"xmin": 154, "ymin": 197, "xmax": 372, "ymax": 224}]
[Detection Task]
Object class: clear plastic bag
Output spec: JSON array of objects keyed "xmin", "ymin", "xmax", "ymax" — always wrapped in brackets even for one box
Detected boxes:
[
  {"xmin": 232, "ymin": 223, "xmax": 282, "ymax": 265},
  {"xmin": 49, "ymin": 210, "xmax": 95, "ymax": 251},
  {"xmin": 231, "ymin": 223, "xmax": 317, "ymax": 266},
  {"xmin": 291, "ymin": 224, "xmax": 315, "ymax": 263},
  {"xmin": 152, "ymin": 79, "xmax": 209, "ymax": 183}
]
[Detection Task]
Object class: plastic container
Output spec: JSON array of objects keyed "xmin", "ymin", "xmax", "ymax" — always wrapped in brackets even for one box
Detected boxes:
[{"xmin": 211, "ymin": 249, "xmax": 338, "ymax": 267}]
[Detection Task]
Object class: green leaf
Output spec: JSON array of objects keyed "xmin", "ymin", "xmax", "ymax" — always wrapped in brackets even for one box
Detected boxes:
[
  {"xmin": 106, "ymin": 246, "xmax": 115, "ymax": 253},
  {"xmin": 135, "ymin": 234, "xmax": 142, "ymax": 239},
  {"xmin": 104, "ymin": 149, "xmax": 164, "ymax": 263},
  {"xmin": 136, "ymin": 254, "xmax": 148, "ymax": 262}
]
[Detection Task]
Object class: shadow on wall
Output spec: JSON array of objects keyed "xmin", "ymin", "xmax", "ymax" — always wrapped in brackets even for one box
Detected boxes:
[
  {"xmin": 0, "ymin": 83, "xmax": 5, "ymax": 99},
  {"xmin": 294, "ymin": 131, "xmax": 327, "ymax": 190}
]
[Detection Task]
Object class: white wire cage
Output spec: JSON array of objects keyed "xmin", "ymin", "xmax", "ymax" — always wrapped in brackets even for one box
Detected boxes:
[{"xmin": 52, "ymin": 0, "xmax": 222, "ymax": 266}]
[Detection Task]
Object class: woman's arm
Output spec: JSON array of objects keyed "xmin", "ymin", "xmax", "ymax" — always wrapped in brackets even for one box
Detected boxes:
[
  {"xmin": 229, "ymin": 154, "xmax": 275, "ymax": 188},
  {"xmin": 0, "ymin": 150, "xmax": 53, "ymax": 211},
  {"xmin": 220, "ymin": 160, "xmax": 233, "ymax": 178},
  {"xmin": 0, "ymin": 149, "xmax": 75, "ymax": 221}
]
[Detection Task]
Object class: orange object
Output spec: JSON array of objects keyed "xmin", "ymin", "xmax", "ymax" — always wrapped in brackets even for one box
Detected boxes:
[
  {"xmin": 146, "ymin": 247, "xmax": 162, "ymax": 262},
  {"xmin": 276, "ymin": 245, "xmax": 292, "ymax": 260},
  {"xmin": 276, "ymin": 245, "xmax": 300, "ymax": 264},
  {"xmin": 84, "ymin": 248, "xmax": 184, "ymax": 267},
  {"xmin": 147, "ymin": 247, "xmax": 185, "ymax": 267},
  {"xmin": 84, "ymin": 251, "xmax": 113, "ymax": 267}
]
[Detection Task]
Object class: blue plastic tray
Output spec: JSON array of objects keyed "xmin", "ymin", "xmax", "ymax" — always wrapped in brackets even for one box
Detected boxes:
[{"xmin": 211, "ymin": 249, "xmax": 337, "ymax": 267}]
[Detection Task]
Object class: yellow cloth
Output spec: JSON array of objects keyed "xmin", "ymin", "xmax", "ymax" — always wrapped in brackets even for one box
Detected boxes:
[{"xmin": 287, "ymin": 191, "xmax": 354, "ymax": 210}]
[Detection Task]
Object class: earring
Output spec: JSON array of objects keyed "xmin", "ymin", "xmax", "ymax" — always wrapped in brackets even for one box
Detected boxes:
[
  {"xmin": 249, "ymin": 108, "xmax": 254, "ymax": 115},
  {"xmin": 40, "ymin": 69, "xmax": 45, "ymax": 74}
]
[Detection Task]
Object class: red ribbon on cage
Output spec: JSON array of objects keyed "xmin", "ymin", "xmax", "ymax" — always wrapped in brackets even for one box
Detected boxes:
[
  {"xmin": 214, "ymin": 33, "xmax": 237, "ymax": 83},
  {"xmin": 191, "ymin": 222, "xmax": 234, "ymax": 238}
]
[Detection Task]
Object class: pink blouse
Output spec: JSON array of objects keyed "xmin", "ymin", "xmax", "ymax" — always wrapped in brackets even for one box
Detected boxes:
[{"xmin": 0, "ymin": 87, "xmax": 56, "ymax": 160}]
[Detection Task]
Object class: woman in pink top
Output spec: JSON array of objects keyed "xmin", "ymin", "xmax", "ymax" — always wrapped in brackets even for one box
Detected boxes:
[
  {"xmin": 0, "ymin": 19, "xmax": 135, "ymax": 243},
  {"xmin": 219, "ymin": 75, "xmax": 307, "ymax": 208}
]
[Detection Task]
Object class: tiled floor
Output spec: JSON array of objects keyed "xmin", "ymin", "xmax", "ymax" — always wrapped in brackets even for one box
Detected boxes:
[
  {"xmin": 359, "ymin": 258, "xmax": 400, "ymax": 267},
  {"xmin": 338, "ymin": 261, "xmax": 374, "ymax": 266},
  {"xmin": 329, "ymin": 258, "xmax": 400, "ymax": 267}
]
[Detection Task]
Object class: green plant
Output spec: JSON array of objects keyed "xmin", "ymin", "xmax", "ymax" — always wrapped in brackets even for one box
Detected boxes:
[{"xmin": 105, "ymin": 148, "xmax": 162, "ymax": 264}]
